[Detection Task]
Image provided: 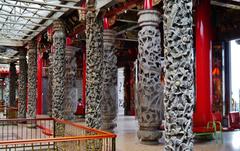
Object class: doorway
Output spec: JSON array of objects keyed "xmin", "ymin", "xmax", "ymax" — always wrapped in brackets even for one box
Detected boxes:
[{"xmin": 230, "ymin": 40, "xmax": 240, "ymax": 112}]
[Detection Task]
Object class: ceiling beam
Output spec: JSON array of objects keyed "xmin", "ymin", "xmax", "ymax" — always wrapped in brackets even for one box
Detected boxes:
[
  {"xmin": 211, "ymin": 1, "xmax": 240, "ymax": 10},
  {"xmin": 0, "ymin": 32, "xmax": 32, "ymax": 37},
  {"xmin": 116, "ymin": 25, "xmax": 139, "ymax": 36},
  {"xmin": 0, "ymin": 21, "xmax": 47, "ymax": 27},
  {"xmin": 8, "ymin": 0, "xmax": 86, "ymax": 10},
  {"xmin": 0, "ymin": 2, "xmax": 66, "ymax": 12},
  {"xmin": 0, "ymin": 28, "xmax": 41, "ymax": 32},
  {"xmin": 0, "ymin": 39, "xmax": 24, "ymax": 47},
  {"xmin": 0, "ymin": 13, "xmax": 57, "ymax": 20},
  {"xmin": 116, "ymin": 19, "xmax": 137, "ymax": 24},
  {"xmin": 96, "ymin": 0, "xmax": 112, "ymax": 9}
]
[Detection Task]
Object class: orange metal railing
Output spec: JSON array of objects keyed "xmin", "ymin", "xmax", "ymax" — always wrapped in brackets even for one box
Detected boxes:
[{"xmin": 0, "ymin": 118, "xmax": 116, "ymax": 151}]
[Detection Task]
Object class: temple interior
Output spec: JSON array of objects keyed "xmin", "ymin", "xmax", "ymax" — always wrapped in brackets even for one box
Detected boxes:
[{"xmin": 1, "ymin": 0, "xmax": 240, "ymax": 151}]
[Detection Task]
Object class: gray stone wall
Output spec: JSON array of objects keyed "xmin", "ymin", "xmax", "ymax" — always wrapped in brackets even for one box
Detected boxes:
[{"xmin": 163, "ymin": 0, "xmax": 195, "ymax": 150}]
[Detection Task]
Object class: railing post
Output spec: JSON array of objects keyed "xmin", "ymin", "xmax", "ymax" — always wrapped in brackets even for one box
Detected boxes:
[
  {"xmin": 112, "ymin": 137, "xmax": 116, "ymax": 151},
  {"xmin": 53, "ymin": 119, "xmax": 56, "ymax": 150},
  {"xmin": 53, "ymin": 119, "xmax": 55, "ymax": 137}
]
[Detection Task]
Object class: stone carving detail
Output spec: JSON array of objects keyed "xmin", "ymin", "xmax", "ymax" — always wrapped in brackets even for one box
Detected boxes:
[
  {"xmin": 64, "ymin": 48, "xmax": 78, "ymax": 120},
  {"xmin": 101, "ymin": 30, "xmax": 118, "ymax": 132},
  {"xmin": 52, "ymin": 20, "xmax": 66, "ymax": 120},
  {"xmin": 163, "ymin": 0, "xmax": 195, "ymax": 150},
  {"xmin": 27, "ymin": 41, "xmax": 37, "ymax": 119},
  {"xmin": 9, "ymin": 62, "xmax": 17, "ymax": 107},
  {"xmin": 85, "ymin": 3, "xmax": 104, "ymax": 129},
  {"xmin": 18, "ymin": 49, "xmax": 27, "ymax": 118},
  {"xmin": 47, "ymin": 54, "xmax": 53, "ymax": 116},
  {"xmin": 3, "ymin": 78, "xmax": 9, "ymax": 104},
  {"xmin": 137, "ymin": 10, "xmax": 163, "ymax": 144}
]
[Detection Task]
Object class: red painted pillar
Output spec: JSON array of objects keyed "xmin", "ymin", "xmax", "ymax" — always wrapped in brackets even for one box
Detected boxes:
[
  {"xmin": 194, "ymin": 0, "xmax": 213, "ymax": 126},
  {"xmin": 37, "ymin": 54, "xmax": 43, "ymax": 114}
]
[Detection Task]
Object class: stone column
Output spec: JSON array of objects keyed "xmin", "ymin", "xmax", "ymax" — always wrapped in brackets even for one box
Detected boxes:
[
  {"xmin": 27, "ymin": 41, "xmax": 37, "ymax": 119},
  {"xmin": 137, "ymin": 10, "xmax": 163, "ymax": 144},
  {"xmin": 85, "ymin": 1, "xmax": 104, "ymax": 129},
  {"xmin": 163, "ymin": 0, "xmax": 195, "ymax": 150},
  {"xmin": 47, "ymin": 54, "xmax": 53, "ymax": 117},
  {"xmin": 101, "ymin": 30, "xmax": 117, "ymax": 132},
  {"xmin": 9, "ymin": 62, "xmax": 17, "ymax": 107},
  {"xmin": 64, "ymin": 48, "xmax": 78, "ymax": 120},
  {"xmin": 18, "ymin": 49, "xmax": 28, "ymax": 118},
  {"xmin": 52, "ymin": 20, "xmax": 66, "ymax": 120}
]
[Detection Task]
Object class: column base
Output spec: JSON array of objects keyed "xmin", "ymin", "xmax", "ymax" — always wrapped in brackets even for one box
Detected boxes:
[
  {"xmin": 101, "ymin": 114, "xmax": 117, "ymax": 132},
  {"xmin": 101, "ymin": 122, "xmax": 117, "ymax": 133},
  {"xmin": 137, "ymin": 129, "xmax": 162, "ymax": 145}
]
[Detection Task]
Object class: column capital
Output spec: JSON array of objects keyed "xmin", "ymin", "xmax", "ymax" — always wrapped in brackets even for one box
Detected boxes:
[
  {"xmin": 138, "ymin": 10, "xmax": 161, "ymax": 27},
  {"xmin": 19, "ymin": 49, "xmax": 27, "ymax": 59},
  {"xmin": 53, "ymin": 20, "xmax": 65, "ymax": 33}
]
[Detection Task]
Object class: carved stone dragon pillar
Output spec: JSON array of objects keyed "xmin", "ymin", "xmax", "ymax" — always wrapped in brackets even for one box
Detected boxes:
[
  {"xmin": 137, "ymin": 9, "xmax": 163, "ymax": 144},
  {"xmin": 27, "ymin": 41, "xmax": 37, "ymax": 119},
  {"xmin": 52, "ymin": 20, "xmax": 66, "ymax": 120},
  {"xmin": 85, "ymin": 1, "xmax": 104, "ymax": 129},
  {"xmin": 18, "ymin": 49, "xmax": 28, "ymax": 118},
  {"xmin": 163, "ymin": 0, "xmax": 195, "ymax": 150},
  {"xmin": 64, "ymin": 48, "xmax": 78, "ymax": 120},
  {"xmin": 47, "ymin": 54, "xmax": 53, "ymax": 117},
  {"xmin": 101, "ymin": 29, "xmax": 117, "ymax": 132},
  {"xmin": 9, "ymin": 62, "xmax": 17, "ymax": 107}
]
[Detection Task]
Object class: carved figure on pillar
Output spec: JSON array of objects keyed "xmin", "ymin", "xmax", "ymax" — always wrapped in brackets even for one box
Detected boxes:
[
  {"xmin": 137, "ymin": 9, "xmax": 163, "ymax": 144},
  {"xmin": 18, "ymin": 49, "xmax": 28, "ymax": 118},
  {"xmin": 9, "ymin": 62, "xmax": 17, "ymax": 107},
  {"xmin": 85, "ymin": 0, "xmax": 104, "ymax": 129},
  {"xmin": 27, "ymin": 41, "xmax": 37, "ymax": 119},
  {"xmin": 101, "ymin": 29, "xmax": 118, "ymax": 132},
  {"xmin": 52, "ymin": 20, "xmax": 66, "ymax": 120},
  {"xmin": 163, "ymin": 0, "xmax": 195, "ymax": 150}
]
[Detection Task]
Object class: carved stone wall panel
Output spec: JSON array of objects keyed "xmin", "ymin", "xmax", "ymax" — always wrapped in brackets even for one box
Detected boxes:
[
  {"xmin": 27, "ymin": 42, "xmax": 37, "ymax": 119},
  {"xmin": 9, "ymin": 63, "xmax": 17, "ymax": 107},
  {"xmin": 85, "ymin": 6, "xmax": 104, "ymax": 129},
  {"xmin": 137, "ymin": 10, "xmax": 163, "ymax": 144},
  {"xmin": 163, "ymin": 0, "xmax": 195, "ymax": 150},
  {"xmin": 101, "ymin": 30, "xmax": 118, "ymax": 132},
  {"xmin": 52, "ymin": 20, "xmax": 66, "ymax": 120},
  {"xmin": 18, "ymin": 49, "xmax": 27, "ymax": 118}
]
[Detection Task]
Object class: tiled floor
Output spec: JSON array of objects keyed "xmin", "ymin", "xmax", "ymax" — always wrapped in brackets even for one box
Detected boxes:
[{"xmin": 115, "ymin": 115, "xmax": 240, "ymax": 151}]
